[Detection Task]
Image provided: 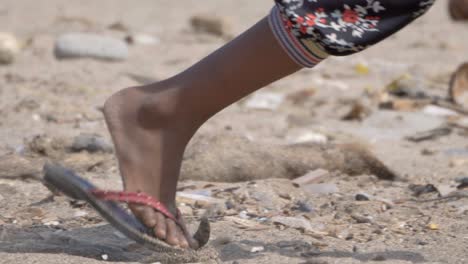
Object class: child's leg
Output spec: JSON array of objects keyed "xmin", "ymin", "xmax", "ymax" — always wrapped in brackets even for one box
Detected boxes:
[
  {"xmin": 103, "ymin": 17, "xmax": 302, "ymax": 249},
  {"xmin": 103, "ymin": 0, "xmax": 435, "ymax": 249}
]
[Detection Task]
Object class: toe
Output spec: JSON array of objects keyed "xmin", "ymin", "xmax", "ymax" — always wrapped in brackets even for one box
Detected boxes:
[
  {"xmin": 130, "ymin": 205, "xmax": 157, "ymax": 228},
  {"xmin": 176, "ymin": 227, "xmax": 189, "ymax": 249},
  {"xmin": 166, "ymin": 220, "xmax": 181, "ymax": 247},
  {"xmin": 140, "ymin": 207, "xmax": 158, "ymax": 227},
  {"xmin": 153, "ymin": 212, "xmax": 167, "ymax": 239}
]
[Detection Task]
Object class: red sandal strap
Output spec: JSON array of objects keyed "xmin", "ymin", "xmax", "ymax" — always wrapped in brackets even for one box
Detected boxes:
[{"xmin": 90, "ymin": 190, "xmax": 181, "ymax": 226}]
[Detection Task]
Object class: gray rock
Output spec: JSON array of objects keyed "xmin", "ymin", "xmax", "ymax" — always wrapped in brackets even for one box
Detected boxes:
[
  {"xmin": 54, "ymin": 33, "xmax": 128, "ymax": 61},
  {"xmin": 70, "ymin": 133, "xmax": 113, "ymax": 153}
]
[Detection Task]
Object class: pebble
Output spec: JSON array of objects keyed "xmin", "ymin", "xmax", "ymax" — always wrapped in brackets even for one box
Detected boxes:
[
  {"xmin": 70, "ymin": 133, "xmax": 113, "ymax": 153},
  {"xmin": 0, "ymin": 32, "xmax": 21, "ymax": 65},
  {"xmin": 355, "ymin": 193, "xmax": 370, "ymax": 201},
  {"xmin": 54, "ymin": 33, "xmax": 129, "ymax": 61},
  {"xmin": 250, "ymin": 246, "xmax": 264, "ymax": 253},
  {"xmin": 293, "ymin": 200, "xmax": 314, "ymax": 213},
  {"xmin": 101, "ymin": 254, "xmax": 109, "ymax": 260}
]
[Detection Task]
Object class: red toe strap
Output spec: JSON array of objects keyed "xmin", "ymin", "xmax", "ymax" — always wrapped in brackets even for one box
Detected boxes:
[{"xmin": 90, "ymin": 190, "xmax": 180, "ymax": 226}]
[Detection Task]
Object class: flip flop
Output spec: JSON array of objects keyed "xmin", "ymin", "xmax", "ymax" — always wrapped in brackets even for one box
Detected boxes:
[{"xmin": 43, "ymin": 163, "xmax": 210, "ymax": 253}]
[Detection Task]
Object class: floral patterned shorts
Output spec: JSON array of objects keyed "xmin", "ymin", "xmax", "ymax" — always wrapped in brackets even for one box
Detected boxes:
[{"xmin": 269, "ymin": 0, "xmax": 436, "ymax": 67}]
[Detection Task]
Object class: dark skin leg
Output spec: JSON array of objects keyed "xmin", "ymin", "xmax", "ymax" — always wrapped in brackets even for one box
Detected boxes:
[{"xmin": 103, "ymin": 17, "xmax": 302, "ymax": 248}]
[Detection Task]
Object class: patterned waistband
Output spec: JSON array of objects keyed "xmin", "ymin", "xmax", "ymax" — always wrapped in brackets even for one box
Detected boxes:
[{"xmin": 268, "ymin": 6, "xmax": 329, "ymax": 68}]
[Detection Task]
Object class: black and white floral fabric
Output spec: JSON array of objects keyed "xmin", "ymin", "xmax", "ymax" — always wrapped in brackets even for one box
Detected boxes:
[{"xmin": 269, "ymin": 0, "xmax": 436, "ymax": 67}]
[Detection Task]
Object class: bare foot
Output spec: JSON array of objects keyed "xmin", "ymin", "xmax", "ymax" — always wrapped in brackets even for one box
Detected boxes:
[{"xmin": 103, "ymin": 82, "xmax": 199, "ymax": 249}]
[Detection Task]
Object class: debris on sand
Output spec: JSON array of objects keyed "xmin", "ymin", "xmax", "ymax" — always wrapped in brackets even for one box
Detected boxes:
[
  {"xmin": 292, "ymin": 169, "xmax": 330, "ymax": 186},
  {"xmin": 181, "ymin": 134, "xmax": 398, "ymax": 182},
  {"xmin": 54, "ymin": 33, "xmax": 129, "ymax": 61},
  {"xmin": 27, "ymin": 135, "xmax": 68, "ymax": 158},
  {"xmin": 405, "ymin": 126, "xmax": 452, "ymax": 142},
  {"xmin": 449, "ymin": 0, "xmax": 468, "ymax": 21},
  {"xmin": 190, "ymin": 14, "xmax": 233, "ymax": 39},
  {"xmin": 125, "ymin": 33, "xmax": 160, "ymax": 45},
  {"xmin": 244, "ymin": 92, "xmax": 285, "ymax": 111},
  {"xmin": 449, "ymin": 62, "xmax": 468, "ymax": 109},
  {"xmin": 0, "ymin": 154, "xmax": 41, "ymax": 180},
  {"xmin": 0, "ymin": 32, "xmax": 21, "ymax": 65},
  {"xmin": 342, "ymin": 101, "xmax": 371, "ymax": 121}
]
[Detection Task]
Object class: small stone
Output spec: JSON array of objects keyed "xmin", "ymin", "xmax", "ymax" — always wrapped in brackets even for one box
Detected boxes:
[
  {"xmin": 0, "ymin": 32, "xmax": 21, "ymax": 65},
  {"xmin": 293, "ymin": 200, "xmax": 314, "ymax": 213},
  {"xmin": 70, "ymin": 133, "xmax": 113, "ymax": 153},
  {"xmin": 250, "ymin": 246, "xmax": 264, "ymax": 253},
  {"xmin": 190, "ymin": 15, "xmax": 232, "ymax": 38},
  {"xmin": 409, "ymin": 184, "xmax": 438, "ymax": 197},
  {"xmin": 355, "ymin": 193, "xmax": 370, "ymax": 201},
  {"xmin": 427, "ymin": 223, "xmax": 439, "ymax": 230},
  {"xmin": 54, "ymin": 33, "xmax": 128, "ymax": 61},
  {"xmin": 101, "ymin": 254, "xmax": 108, "ymax": 260},
  {"xmin": 456, "ymin": 177, "xmax": 468, "ymax": 189}
]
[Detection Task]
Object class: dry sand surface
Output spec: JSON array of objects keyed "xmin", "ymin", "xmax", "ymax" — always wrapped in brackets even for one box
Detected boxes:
[{"xmin": 0, "ymin": 0, "xmax": 468, "ymax": 263}]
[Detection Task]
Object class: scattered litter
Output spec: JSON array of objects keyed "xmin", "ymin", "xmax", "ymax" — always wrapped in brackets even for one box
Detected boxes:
[
  {"xmin": 176, "ymin": 191, "xmax": 224, "ymax": 208},
  {"xmin": 101, "ymin": 254, "xmax": 109, "ymax": 260},
  {"xmin": 422, "ymin": 105, "xmax": 459, "ymax": 117},
  {"xmin": 286, "ymin": 130, "xmax": 328, "ymax": 144},
  {"xmin": 293, "ymin": 169, "xmax": 330, "ymax": 186},
  {"xmin": 54, "ymin": 33, "xmax": 129, "ymax": 61},
  {"xmin": 427, "ymin": 223, "xmax": 439, "ymax": 230},
  {"xmin": 125, "ymin": 33, "xmax": 160, "ymax": 45},
  {"xmin": 342, "ymin": 102, "xmax": 371, "ymax": 121},
  {"xmin": 43, "ymin": 221, "xmax": 60, "ymax": 226},
  {"xmin": 385, "ymin": 74, "xmax": 428, "ymax": 99},
  {"xmin": 406, "ymin": 127, "xmax": 452, "ymax": 142},
  {"xmin": 355, "ymin": 62, "xmax": 370, "ymax": 75},
  {"xmin": 435, "ymin": 184, "xmax": 458, "ymax": 197},
  {"xmin": 244, "ymin": 92, "xmax": 285, "ymax": 111}
]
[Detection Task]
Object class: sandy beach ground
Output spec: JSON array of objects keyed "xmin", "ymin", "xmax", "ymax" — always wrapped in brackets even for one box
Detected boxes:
[{"xmin": 0, "ymin": 0, "xmax": 467, "ymax": 263}]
